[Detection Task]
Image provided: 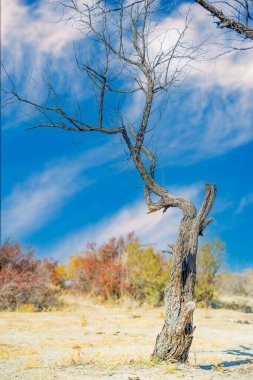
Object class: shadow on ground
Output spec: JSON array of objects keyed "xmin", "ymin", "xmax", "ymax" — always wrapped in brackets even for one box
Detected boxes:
[{"xmin": 199, "ymin": 346, "xmax": 253, "ymax": 370}]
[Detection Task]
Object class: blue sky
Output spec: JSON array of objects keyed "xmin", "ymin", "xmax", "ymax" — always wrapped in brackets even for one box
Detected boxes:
[{"xmin": 1, "ymin": 0, "xmax": 253, "ymax": 271}]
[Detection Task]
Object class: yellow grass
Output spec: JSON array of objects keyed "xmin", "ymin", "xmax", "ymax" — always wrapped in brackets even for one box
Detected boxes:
[
  {"xmin": 16, "ymin": 304, "xmax": 36, "ymax": 313},
  {"xmin": 165, "ymin": 363, "xmax": 177, "ymax": 374},
  {"xmin": 21, "ymin": 357, "xmax": 40, "ymax": 370},
  {"xmin": 0, "ymin": 345, "xmax": 38, "ymax": 360}
]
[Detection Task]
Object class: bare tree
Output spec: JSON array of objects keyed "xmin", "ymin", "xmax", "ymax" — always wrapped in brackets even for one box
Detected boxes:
[
  {"xmin": 195, "ymin": 0, "xmax": 253, "ymax": 40},
  {"xmin": 2, "ymin": 0, "xmax": 216, "ymax": 362},
  {"xmin": 107, "ymin": 0, "xmax": 253, "ymax": 42}
]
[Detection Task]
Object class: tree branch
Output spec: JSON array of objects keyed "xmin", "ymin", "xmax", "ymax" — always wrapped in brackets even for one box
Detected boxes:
[
  {"xmin": 196, "ymin": 183, "xmax": 216, "ymax": 235},
  {"xmin": 198, "ymin": 183, "xmax": 217, "ymax": 222},
  {"xmin": 195, "ymin": 0, "xmax": 253, "ymax": 39},
  {"xmin": 2, "ymin": 88, "xmax": 122, "ymax": 135},
  {"xmin": 3, "ymin": 0, "xmax": 201, "ymax": 219}
]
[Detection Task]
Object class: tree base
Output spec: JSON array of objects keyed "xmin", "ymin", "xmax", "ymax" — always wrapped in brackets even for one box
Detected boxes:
[
  {"xmin": 151, "ymin": 323, "xmax": 194, "ymax": 363},
  {"xmin": 152, "ymin": 301, "xmax": 196, "ymax": 363}
]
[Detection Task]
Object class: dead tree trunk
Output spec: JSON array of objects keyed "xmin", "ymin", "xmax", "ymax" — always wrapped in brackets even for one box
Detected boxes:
[
  {"xmin": 4, "ymin": 0, "xmax": 218, "ymax": 364},
  {"xmin": 152, "ymin": 184, "xmax": 216, "ymax": 362}
]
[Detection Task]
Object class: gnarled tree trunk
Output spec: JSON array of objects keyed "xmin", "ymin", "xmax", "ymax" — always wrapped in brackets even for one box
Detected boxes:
[
  {"xmin": 152, "ymin": 184, "xmax": 216, "ymax": 363},
  {"xmin": 5, "ymin": 0, "xmax": 218, "ymax": 365}
]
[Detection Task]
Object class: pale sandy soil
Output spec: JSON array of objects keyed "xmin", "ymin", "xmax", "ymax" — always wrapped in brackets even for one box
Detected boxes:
[{"xmin": 0, "ymin": 296, "xmax": 253, "ymax": 380}]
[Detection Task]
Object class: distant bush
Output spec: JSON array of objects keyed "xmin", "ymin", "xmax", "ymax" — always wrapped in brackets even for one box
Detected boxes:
[
  {"xmin": 125, "ymin": 242, "xmax": 171, "ymax": 305},
  {"xmin": 1, "ymin": 235, "xmax": 237, "ymax": 310},
  {"xmin": 0, "ymin": 241, "xmax": 61, "ymax": 311},
  {"xmin": 195, "ymin": 239, "xmax": 224, "ymax": 305},
  {"xmin": 68, "ymin": 234, "xmax": 171, "ymax": 305},
  {"xmin": 217, "ymin": 269, "xmax": 253, "ymax": 297},
  {"xmin": 47, "ymin": 260, "xmax": 68, "ymax": 288},
  {"xmin": 68, "ymin": 236, "xmax": 132, "ymax": 299}
]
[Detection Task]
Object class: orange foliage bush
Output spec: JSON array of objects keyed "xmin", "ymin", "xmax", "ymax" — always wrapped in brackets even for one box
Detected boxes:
[
  {"xmin": 0, "ymin": 240, "xmax": 60, "ymax": 311},
  {"xmin": 69, "ymin": 236, "xmax": 133, "ymax": 299},
  {"xmin": 94, "ymin": 258, "xmax": 127, "ymax": 299}
]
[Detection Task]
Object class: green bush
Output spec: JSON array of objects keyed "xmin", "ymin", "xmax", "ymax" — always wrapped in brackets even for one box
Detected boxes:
[
  {"xmin": 125, "ymin": 241, "xmax": 171, "ymax": 306},
  {"xmin": 195, "ymin": 238, "xmax": 224, "ymax": 305}
]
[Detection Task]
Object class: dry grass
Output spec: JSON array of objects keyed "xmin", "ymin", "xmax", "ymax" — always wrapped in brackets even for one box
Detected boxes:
[
  {"xmin": 21, "ymin": 357, "xmax": 41, "ymax": 370},
  {"xmin": 165, "ymin": 363, "xmax": 177, "ymax": 374},
  {"xmin": 0, "ymin": 295, "xmax": 253, "ymax": 379},
  {"xmin": 0, "ymin": 345, "xmax": 38, "ymax": 360},
  {"xmin": 15, "ymin": 304, "xmax": 36, "ymax": 313},
  {"xmin": 80, "ymin": 315, "xmax": 87, "ymax": 327}
]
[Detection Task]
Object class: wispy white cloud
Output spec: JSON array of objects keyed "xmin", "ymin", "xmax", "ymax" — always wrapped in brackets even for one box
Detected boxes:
[
  {"xmin": 3, "ymin": 0, "xmax": 253, "ymax": 157},
  {"xmin": 1, "ymin": 143, "xmax": 120, "ymax": 240},
  {"xmin": 185, "ymin": 5, "xmax": 253, "ymax": 90},
  {"xmin": 2, "ymin": 0, "xmax": 94, "ymax": 124},
  {"xmin": 143, "ymin": 2, "xmax": 253, "ymax": 91},
  {"xmin": 162, "ymin": 87, "xmax": 253, "ymax": 164},
  {"xmin": 2, "ymin": 1, "xmax": 80, "ymax": 56},
  {"xmin": 2, "ymin": 0, "xmax": 82, "ymax": 77},
  {"xmin": 2, "ymin": 162, "xmax": 88, "ymax": 240},
  {"xmin": 236, "ymin": 193, "xmax": 253, "ymax": 214},
  {"xmin": 126, "ymin": 3, "xmax": 253, "ymax": 163},
  {"xmin": 43, "ymin": 183, "xmax": 201, "ymax": 259},
  {"xmin": 128, "ymin": 83, "xmax": 253, "ymax": 165}
]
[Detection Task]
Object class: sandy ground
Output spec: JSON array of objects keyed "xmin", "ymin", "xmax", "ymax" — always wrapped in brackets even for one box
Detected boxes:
[{"xmin": 0, "ymin": 296, "xmax": 253, "ymax": 380}]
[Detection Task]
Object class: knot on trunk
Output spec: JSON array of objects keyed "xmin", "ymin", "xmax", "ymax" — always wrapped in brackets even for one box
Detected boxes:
[{"xmin": 176, "ymin": 301, "xmax": 195, "ymax": 335}]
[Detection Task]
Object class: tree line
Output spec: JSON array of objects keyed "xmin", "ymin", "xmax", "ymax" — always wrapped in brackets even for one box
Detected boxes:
[{"xmin": 1, "ymin": 233, "xmax": 245, "ymax": 312}]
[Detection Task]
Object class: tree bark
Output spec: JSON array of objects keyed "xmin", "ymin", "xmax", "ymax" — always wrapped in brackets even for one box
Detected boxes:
[
  {"xmin": 152, "ymin": 184, "xmax": 216, "ymax": 363},
  {"xmin": 195, "ymin": 0, "xmax": 253, "ymax": 40}
]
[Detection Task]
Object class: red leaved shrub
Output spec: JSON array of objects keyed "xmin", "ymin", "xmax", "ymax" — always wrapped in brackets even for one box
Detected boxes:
[
  {"xmin": 69, "ymin": 235, "xmax": 135, "ymax": 299},
  {"xmin": 0, "ymin": 240, "xmax": 60, "ymax": 311},
  {"xmin": 93, "ymin": 258, "xmax": 127, "ymax": 299},
  {"xmin": 70, "ymin": 255, "xmax": 101, "ymax": 293}
]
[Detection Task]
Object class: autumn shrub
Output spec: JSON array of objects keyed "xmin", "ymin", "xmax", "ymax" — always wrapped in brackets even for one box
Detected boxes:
[
  {"xmin": 68, "ymin": 236, "xmax": 134, "ymax": 299},
  {"xmin": 47, "ymin": 259, "xmax": 69, "ymax": 288},
  {"xmin": 0, "ymin": 241, "xmax": 60, "ymax": 311},
  {"xmin": 195, "ymin": 239, "xmax": 224, "ymax": 305},
  {"xmin": 93, "ymin": 258, "xmax": 127, "ymax": 299},
  {"xmin": 125, "ymin": 241, "xmax": 171, "ymax": 305},
  {"xmin": 66, "ymin": 234, "xmax": 229, "ymax": 307},
  {"xmin": 68, "ymin": 234, "xmax": 171, "ymax": 304},
  {"xmin": 69, "ymin": 255, "xmax": 101, "ymax": 293}
]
